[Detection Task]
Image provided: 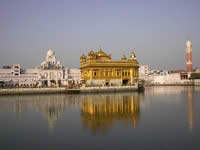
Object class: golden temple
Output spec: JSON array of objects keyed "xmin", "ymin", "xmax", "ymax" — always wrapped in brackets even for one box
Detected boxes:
[{"xmin": 80, "ymin": 48, "xmax": 139, "ymax": 86}]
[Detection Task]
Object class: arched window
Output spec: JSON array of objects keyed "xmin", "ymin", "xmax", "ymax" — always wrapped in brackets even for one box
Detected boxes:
[
  {"xmin": 44, "ymin": 73, "xmax": 48, "ymax": 78},
  {"xmin": 58, "ymin": 72, "xmax": 62, "ymax": 79},
  {"xmin": 50, "ymin": 72, "xmax": 54, "ymax": 79}
]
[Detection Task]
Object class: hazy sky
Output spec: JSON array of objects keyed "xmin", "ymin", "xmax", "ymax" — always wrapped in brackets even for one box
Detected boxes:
[{"xmin": 0, "ymin": 0, "xmax": 199, "ymax": 70}]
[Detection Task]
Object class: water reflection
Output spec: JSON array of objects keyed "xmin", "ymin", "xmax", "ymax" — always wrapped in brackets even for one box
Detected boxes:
[
  {"xmin": 187, "ymin": 88, "xmax": 194, "ymax": 132},
  {"xmin": 81, "ymin": 94, "xmax": 140, "ymax": 135},
  {"xmin": 0, "ymin": 86, "xmax": 198, "ymax": 135},
  {"xmin": 144, "ymin": 86, "xmax": 196, "ymax": 96},
  {"xmin": 39, "ymin": 99, "xmax": 65, "ymax": 131},
  {"xmin": 0, "ymin": 95, "xmax": 69, "ymax": 131},
  {"xmin": 144, "ymin": 86, "xmax": 196, "ymax": 132}
]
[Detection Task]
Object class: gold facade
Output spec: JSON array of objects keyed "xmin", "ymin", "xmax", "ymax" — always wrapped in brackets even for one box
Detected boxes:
[{"xmin": 80, "ymin": 48, "xmax": 139, "ymax": 86}]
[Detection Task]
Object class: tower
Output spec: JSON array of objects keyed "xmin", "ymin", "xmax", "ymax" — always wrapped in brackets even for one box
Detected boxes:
[{"xmin": 186, "ymin": 40, "xmax": 193, "ymax": 72}]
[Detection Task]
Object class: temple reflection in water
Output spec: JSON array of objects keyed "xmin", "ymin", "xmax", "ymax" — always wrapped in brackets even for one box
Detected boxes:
[
  {"xmin": 0, "ymin": 93, "xmax": 140, "ymax": 134},
  {"xmin": 0, "ymin": 87, "xmax": 198, "ymax": 134},
  {"xmin": 0, "ymin": 95, "xmax": 69, "ymax": 131},
  {"xmin": 81, "ymin": 94, "xmax": 140, "ymax": 135}
]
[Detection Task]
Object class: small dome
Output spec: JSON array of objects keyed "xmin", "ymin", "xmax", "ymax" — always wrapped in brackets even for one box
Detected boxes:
[
  {"xmin": 41, "ymin": 61, "xmax": 46, "ymax": 65},
  {"xmin": 88, "ymin": 50, "xmax": 95, "ymax": 56},
  {"xmin": 129, "ymin": 52, "xmax": 136, "ymax": 61},
  {"xmin": 97, "ymin": 48, "xmax": 105, "ymax": 56},
  {"xmin": 98, "ymin": 48, "xmax": 103, "ymax": 53},
  {"xmin": 130, "ymin": 52, "xmax": 136, "ymax": 58},
  {"xmin": 121, "ymin": 55, "xmax": 127, "ymax": 60},
  {"xmin": 186, "ymin": 40, "xmax": 192, "ymax": 47},
  {"xmin": 57, "ymin": 61, "xmax": 61, "ymax": 65},
  {"xmin": 47, "ymin": 49, "xmax": 54, "ymax": 57},
  {"xmin": 40, "ymin": 61, "xmax": 46, "ymax": 68},
  {"xmin": 80, "ymin": 54, "xmax": 87, "ymax": 59}
]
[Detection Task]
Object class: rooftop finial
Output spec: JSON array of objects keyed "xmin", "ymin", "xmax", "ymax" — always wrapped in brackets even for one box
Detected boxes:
[
  {"xmin": 186, "ymin": 40, "xmax": 192, "ymax": 47},
  {"xmin": 98, "ymin": 45, "xmax": 103, "ymax": 52}
]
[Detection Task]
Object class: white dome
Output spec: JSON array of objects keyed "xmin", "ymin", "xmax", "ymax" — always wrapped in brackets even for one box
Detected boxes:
[
  {"xmin": 186, "ymin": 40, "xmax": 192, "ymax": 47},
  {"xmin": 57, "ymin": 61, "xmax": 61, "ymax": 65},
  {"xmin": 41, "ymin": 61, "xmax": 46, "ymax": 65},
  {"xmin": 47, "ymin": 49, "xmax": 54, "ymax": 57}
]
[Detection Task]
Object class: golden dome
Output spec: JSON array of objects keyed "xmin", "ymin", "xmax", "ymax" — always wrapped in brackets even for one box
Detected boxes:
[
  {"xmin": 129, "ymin": 52, "xmax": 136, "ymax": 61},
  {"xmin": 97, "ymin": 48, "xmax": 105, "ymax": 57},
  {"xmin": 131, "ymin": 52, "xmax": 136, "ymax": 58},
  {"xmin": 80, "ymin": 54, "xmax": 86, "ymax": 59},
  {"xmin": 121, "ymin": 55, "xmax": 127, "ymax": 60},
  {"xmin": 130, "ymin": 52, "xmax": 136, "ymax": 58},
  {"xmin": 88, "ymin": 50, "xmax": 96, "ymax": 56}
]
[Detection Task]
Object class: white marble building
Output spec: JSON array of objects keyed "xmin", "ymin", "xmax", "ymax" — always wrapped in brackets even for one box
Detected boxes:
[
  {"xmin": 149, "ymin": 72, "xmax": 191, "ymax": 85},
  {"xmin": 139, "ymin": 65, "xmax": 150, "ymax": 80},
  {"xmin": 139, "ymin": 65, "xmax": 192, "ymax": 85},
  {"xmin": 0, "ymin": 49, "xmax": 81, "ymax": 88}
]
